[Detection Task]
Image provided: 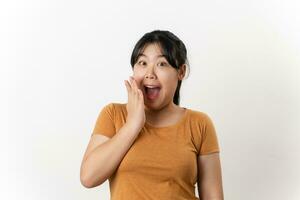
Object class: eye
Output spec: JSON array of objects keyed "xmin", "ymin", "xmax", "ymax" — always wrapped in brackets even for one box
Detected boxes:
[
  {"xmin": 158, "ymin": 62, "xmax": 168, "ymax": 67},
  {"xmin": 138, "ymin": 60, "xmax": 146, "ymax": 65}
]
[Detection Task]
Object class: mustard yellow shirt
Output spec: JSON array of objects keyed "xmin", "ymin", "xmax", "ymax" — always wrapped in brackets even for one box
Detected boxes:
[{"xmin": 91, "ymin": 103, "xmax": 220, "ymax": 200}]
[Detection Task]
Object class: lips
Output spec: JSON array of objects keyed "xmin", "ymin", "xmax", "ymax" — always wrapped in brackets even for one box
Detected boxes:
[
  {"xmin": 143, "ymin": 84, "xmax": 161, "ymax": 100},
  {"xmin": 143, "ymin": 84, "xmax": 161, "ymax": 92},
  {"xmin": 144, "ymin": 84, "xmax": 161, "ymax": 88}
]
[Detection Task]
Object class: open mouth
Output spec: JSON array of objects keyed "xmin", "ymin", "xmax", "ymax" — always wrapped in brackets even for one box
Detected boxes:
[{"xmin": 143, "ymin": 85, "xmax": 161, "ymax": 100}]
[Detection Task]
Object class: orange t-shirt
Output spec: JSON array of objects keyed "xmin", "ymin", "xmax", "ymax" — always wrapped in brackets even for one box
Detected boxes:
[{"xmin": 91, "ymin": 103, "xmax": 220, "ymax": 200}]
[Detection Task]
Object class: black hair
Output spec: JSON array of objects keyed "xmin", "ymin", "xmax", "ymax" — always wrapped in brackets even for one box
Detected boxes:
[{"xmin": 130, "ymin": 30, "xmax": 189, "ymax": 105}]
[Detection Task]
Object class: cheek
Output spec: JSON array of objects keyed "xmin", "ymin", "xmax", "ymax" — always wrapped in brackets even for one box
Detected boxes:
[
  {"xmin": 132, "ymin": 72, "xmax": 144, "ymax": 88},
  {"xmin": 133, "ymin": 73, "xmax": 143, "ymax": 81},
  {"xmin": 133, "ymin": 67, "xmax": 144, "ymax": 77},
  {"xmin": 160, "ymin": 75, "xmax": 178, "ymax": 93}
]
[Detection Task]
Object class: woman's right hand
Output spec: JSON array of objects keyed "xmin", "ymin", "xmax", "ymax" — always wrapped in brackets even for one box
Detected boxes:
[{"xmin": 124, "ymin": 76, "xmax": 146, "ymax": 133}]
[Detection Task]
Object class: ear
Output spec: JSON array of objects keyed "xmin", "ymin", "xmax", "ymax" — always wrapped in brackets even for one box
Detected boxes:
[{"xmin": 177, "ymin": 64, "xmax": 186, "ymax": 80}]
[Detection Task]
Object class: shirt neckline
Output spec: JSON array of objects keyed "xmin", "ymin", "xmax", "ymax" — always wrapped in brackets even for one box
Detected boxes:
[{"xmin": 144, "ymin": 107, "xmax": 189, "ymax": 130}]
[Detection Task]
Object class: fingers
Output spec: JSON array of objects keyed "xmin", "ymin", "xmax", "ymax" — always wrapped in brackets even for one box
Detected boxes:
[
  {"xmin": 129, "ymin": 76, "xmax": 136, "ymax": 90},
  {"xmin": 125, "ymin": 76, "xmax": 143, "ymax": 101},
  {"xmin": 138, "ymin": 89, "xmax": 144, "ymax": 101},
  {"xmin": 130, "ymin": 77, "xmax": 144, "ymax": 100},
  {"xmin": 129, "ymin": 76, "xmax": 140, "ymax": 93},
  {"xmin": 124, "ymin": 77, "xmax": 137, "ymax": 95},
  {"xmin": 124, "ymin": 80, "xmax": 130, "ymax": 93}
]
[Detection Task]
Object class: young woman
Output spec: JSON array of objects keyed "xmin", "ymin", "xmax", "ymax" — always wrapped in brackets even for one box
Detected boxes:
[{"xmin": 80, "ymin": 30, "xmax": 224, "ymax": 200}]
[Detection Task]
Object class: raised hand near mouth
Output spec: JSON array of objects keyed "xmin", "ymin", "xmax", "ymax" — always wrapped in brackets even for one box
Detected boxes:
[{"xmin": 124, "ymin": 76, "xmax": 146, "ymax": 134}]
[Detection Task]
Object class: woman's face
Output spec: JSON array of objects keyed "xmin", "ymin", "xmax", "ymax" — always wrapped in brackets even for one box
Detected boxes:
[{"xmin": 132, "ymin": 43, "xmax": 185, "ymax": 110}]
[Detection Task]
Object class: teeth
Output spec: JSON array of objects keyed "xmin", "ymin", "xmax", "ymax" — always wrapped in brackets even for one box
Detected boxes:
[{"xmin": 145, "ymin": 85, "xmax": 159, "ymax": 88}]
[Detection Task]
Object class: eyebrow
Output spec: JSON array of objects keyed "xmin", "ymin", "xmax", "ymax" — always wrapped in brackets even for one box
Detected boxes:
[{"xmin": 137, "ymin": 53, "xmax": 166, "ymax": 59}]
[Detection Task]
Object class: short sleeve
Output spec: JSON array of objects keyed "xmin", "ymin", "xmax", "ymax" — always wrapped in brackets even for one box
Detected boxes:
[
  {"xmin": 199, "ymin": 114, "xmax": 220, "ymax": 155},
  {"xmin": 91, "ymin": 103, "xmax": 116, "ymax": 138}
]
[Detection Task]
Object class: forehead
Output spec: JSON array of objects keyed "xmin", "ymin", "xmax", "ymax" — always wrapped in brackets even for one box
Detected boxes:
[{"xmin": 137, "ymin": 43, "xmax": 166, "ymax": 59}]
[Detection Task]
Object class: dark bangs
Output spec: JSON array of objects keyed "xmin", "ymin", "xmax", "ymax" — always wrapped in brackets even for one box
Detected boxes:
[{"xmin": 130, "ymin": 30, "xmax": 187, "ymax": 70}]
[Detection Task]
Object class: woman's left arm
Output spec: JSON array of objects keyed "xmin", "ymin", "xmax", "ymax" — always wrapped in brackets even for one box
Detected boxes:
[{"xmin": 197, "ymin": 152, "xmax": 224, "ymax": 200}]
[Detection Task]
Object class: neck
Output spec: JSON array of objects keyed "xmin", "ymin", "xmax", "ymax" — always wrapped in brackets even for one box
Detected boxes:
[
  {"xmin": 146, "ymin": 100, "xmax": 177, "ymax": 112},
  {"xmin": 144, "ymin": 101, "xmax": 179, "ymax": 121}
]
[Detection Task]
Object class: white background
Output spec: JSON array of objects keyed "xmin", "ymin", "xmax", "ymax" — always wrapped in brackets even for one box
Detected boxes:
[{"xmin": 1, "ymin": 0, "xmax": 299, "ymax": 199}]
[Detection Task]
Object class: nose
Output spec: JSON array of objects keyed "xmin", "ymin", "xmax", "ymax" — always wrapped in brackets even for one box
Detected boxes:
[
  {"xmin": 145, "ymin": 66, "xmax": 156, "ymax": 79},
  {"xmin": 145, "ymin": 73, "xmax": 156, "ymax": 79}
]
